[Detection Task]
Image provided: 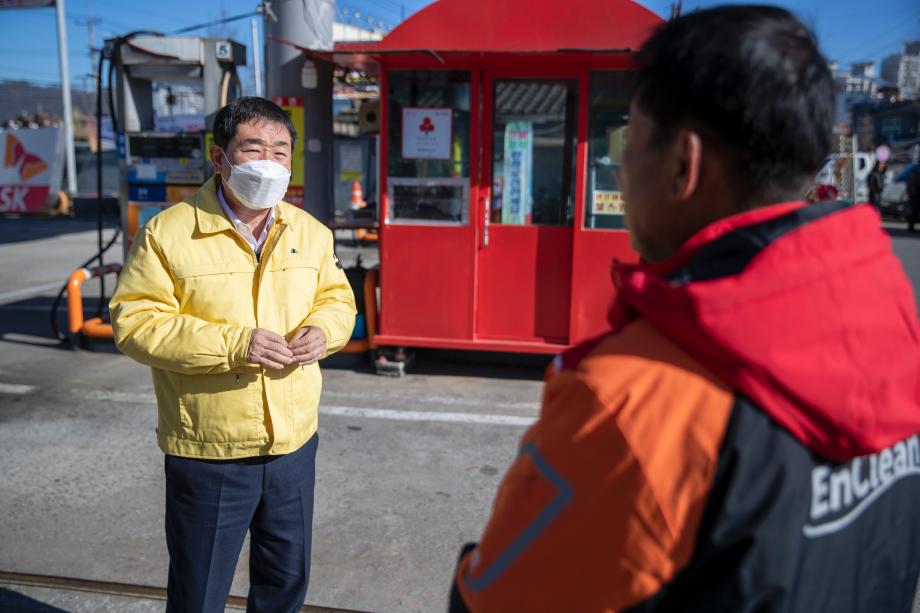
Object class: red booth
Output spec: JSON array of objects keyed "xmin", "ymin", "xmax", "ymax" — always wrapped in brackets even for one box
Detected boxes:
[{"xmin": 335, "ymin": 0, "xmax": 663, "ymax": 355}]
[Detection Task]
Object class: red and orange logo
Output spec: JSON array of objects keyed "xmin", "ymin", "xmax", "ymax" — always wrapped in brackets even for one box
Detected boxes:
[{"xmin": 4, "ymin": 133, "xmax": 47, "ymax": 181}]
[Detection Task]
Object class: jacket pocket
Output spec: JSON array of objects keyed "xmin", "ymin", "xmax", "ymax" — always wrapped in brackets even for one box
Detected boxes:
[
  {"xmin": 176, "ymin": 370, "xmax": 265, "ymax": 444},
  {"xmin": 269, "ymin": 257, "xmax": 321, "ymax": 332},
  {"xmin": 173, "ymin": 264, "xmax": 255, "ymax": 323}
]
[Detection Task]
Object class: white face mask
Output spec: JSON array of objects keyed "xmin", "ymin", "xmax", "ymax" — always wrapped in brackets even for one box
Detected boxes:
[{"xmin": 222, "ymin": 151, "xmax": 291, "ymax": 210}]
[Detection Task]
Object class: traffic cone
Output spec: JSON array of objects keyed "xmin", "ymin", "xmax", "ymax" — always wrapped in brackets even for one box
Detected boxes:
[{"xmin": 350, "ymin": 181, "xmax": 366, "ymax": 210}]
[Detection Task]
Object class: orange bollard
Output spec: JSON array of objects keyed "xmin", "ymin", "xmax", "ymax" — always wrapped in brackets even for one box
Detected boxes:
[
  {"xmin": 355, "ymin": 228, "xmax": 379, "ymax": 242},
  {"xmin": 66, "ymin": 264, "xmax": 122, "ymax": 340},
  {"xmin": 341, "ymin": 267, "xmax": 379, "ymax": 354}
]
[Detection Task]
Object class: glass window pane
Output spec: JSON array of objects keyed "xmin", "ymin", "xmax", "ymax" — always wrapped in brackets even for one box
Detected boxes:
[
  {"xmin": 491, "ymin": 79, "xmax": 577, "ymax": 226},
  {"xmin": 585, "ymin": 71, "xmax": 634, "ymax": 230},
  {"xmin": 387, "ymin": 70, "xmax": 471, "ymax": 224}
]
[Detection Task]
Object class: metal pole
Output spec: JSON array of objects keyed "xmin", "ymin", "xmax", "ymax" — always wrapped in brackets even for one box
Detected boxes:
[
  {"xmin": 266, "ymin": 0, "xmax": 334, "ymax": 222},
  {"xmin": 55, "ymin": 0, "xmax": 78, "ymax": 196},
  {"xmin": 251, "ymin": 17, "xmax": 263, "ymax": 97},
  {"xmin": 851, "ymin": 134, "xmax": 858, "ymax": 202}
]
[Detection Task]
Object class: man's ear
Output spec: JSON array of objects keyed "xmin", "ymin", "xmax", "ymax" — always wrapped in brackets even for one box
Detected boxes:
[
  {"xmin": 672, "ymin": 129, "xmax": 702, "ymax": 201},
  {"xmin": 210, "ymin": 144, "xmax": 225, "ymax": 177}
]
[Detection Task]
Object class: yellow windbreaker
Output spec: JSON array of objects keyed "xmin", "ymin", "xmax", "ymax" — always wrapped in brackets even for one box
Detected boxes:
[{"xmin": 110, "ymin": 177, "xmax": 356, "ymax": 459}]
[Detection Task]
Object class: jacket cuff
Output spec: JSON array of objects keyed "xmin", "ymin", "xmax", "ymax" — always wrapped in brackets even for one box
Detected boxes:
[
  {"xmin": 301, "ymin": 317, "xmax": 339, "ymax": 357},
  {"xmin": 230, "ymin": 326, "xmax": 256, "ymax": 368}
]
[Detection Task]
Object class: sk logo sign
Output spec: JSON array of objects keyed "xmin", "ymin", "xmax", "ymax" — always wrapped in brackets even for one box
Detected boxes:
[
  {"xmin": 419, "ymin": 117, "xmax": 435, "ymax": 134},
  {"xmin": 4, "ymin": 134, "xmax": 48, "ymax": 181}
]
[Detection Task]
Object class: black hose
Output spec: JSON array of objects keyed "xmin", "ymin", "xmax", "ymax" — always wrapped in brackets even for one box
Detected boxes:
[
  {"xmin": 107, "ymin": 58, "xmax": 117, "ymax": 135},
  {"xmin": 94, "ymin": 44, "xmax": 107, "ymax": 318},
  {"xmin": 94, "ymin": 30, "xmax": 162, "ymax": 317}
]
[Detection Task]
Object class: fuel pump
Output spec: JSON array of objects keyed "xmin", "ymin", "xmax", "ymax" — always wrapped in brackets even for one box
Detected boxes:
[
  {"xmin": 111, "ymin": 35, "xmax": 247, "ymax": 255},
  {"xmin": 50, "ymin": 34, "xmax": 247, "ymax": 347}
]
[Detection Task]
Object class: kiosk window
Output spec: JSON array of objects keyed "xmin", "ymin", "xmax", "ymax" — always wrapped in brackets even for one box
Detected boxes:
[
  {"xmin": 490, "ymin": 79, "xmax": 578, "ymax": 226},
  {"xmin": 387, "ymin": 71, "xmax": 471, "ymax": 224},
  {"xmin": 585, "ymin": 71, "xmax": 634, "ymax": 230}
]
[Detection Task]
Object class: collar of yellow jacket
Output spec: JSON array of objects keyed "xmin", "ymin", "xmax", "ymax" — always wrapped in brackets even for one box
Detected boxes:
[{"xmin": 193, "ymin": 175, "xmax": 290, "ymax": 235}]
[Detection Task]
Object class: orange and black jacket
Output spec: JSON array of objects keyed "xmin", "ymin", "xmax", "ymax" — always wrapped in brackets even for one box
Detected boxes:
[{"xmin": 450, "ymin": 200, "xmax": 920, "ymax": 612}]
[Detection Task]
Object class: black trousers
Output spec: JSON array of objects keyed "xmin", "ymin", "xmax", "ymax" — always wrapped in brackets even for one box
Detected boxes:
[
  {"xmin": 909, "ymin": 198, "xmax": 920, "ymax": 229},
  {"xmin": 164, "ymin": 434, "xmax": 318, "ymax": 613}
]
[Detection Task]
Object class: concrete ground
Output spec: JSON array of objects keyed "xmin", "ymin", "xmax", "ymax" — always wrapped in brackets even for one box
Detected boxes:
[
  {"xmin": 0, "ymin": 215, "xmax": 918, "ymax": 612},
  {"xmin": 0, "ymin": 216, "xmax": 543, "ymax": 613}
]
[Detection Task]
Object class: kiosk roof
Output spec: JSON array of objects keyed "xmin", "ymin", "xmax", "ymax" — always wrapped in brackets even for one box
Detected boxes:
[{"xmin": 334, "ymin": 0, "xmax": 663, "ymax": 56}]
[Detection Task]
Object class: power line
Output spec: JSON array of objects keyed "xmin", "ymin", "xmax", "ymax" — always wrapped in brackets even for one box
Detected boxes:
[
  {"xmin": 835, "ymin": 20, "xmax": 920, "ymax": 65},
  {"xmin": 171, "ymin": 10, "xmax": 259, "ymax": 35}
]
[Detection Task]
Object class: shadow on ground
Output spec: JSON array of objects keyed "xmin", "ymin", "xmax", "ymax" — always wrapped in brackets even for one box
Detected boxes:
[
  {"xmin": 324, "ymin": 348, "xmax": 548, "ymax": 381},
  {"xmin": 0, "ymin": 296, "xmax": 119, "ymax": 354},
  {"xmin": 0, "ymin": 216, "xmax": 119, "ymax": 246},
  {"xmin": 1, "ymin": 295, "xmax": 548, "ymax": 379},
  {"xmin": 885, "ymin": 227, "xmax": 920, "ymax": 239},
  {"xmin": 0, "ymin": 588, "xmax": 67, "ymax": 613}
]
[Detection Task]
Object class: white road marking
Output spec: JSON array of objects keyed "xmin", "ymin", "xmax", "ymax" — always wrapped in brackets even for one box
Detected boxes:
[
  {"xmin": 0, "ymin": 281, "xmax": 67, "ymax": 304},
  {"xmin": 0, "ymin": 383, "xmax": 37, "ymax": 395},
  {"xmin": 322, "ymin": 405, "xmax": 536, "ymax": 427},
  {"xmin": 83, "ymin": 390, "xmax": 537, "ymax": 427}
]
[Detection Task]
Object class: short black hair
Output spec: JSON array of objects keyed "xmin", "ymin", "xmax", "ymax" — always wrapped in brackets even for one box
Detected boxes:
[
  {"xmin": 212, "ymin": 96, "xmax": 297, "ymax": 150},
  {"xmin": 634, "ymin": 5, "xmax": 834, "ymax": 202}
]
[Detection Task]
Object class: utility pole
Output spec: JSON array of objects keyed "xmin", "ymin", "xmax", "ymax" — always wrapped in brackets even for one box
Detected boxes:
[
  {"xmin": 264, "ymin": 0, "xmax": 335, "ymax": 223},
  {"xmin": 670, "ymin": 0, "xmax": 683, "ymax": 19},
  {"xmin": 75, "ymin": 14, "xmax": 100, "ymax": 115},
  {"xmin": 55, "ymin": 0, "xmax": 78, "ymax": 196},
  {"xmin": 251, "ymin": 17, "xmax": 263, "ymax": 97}
]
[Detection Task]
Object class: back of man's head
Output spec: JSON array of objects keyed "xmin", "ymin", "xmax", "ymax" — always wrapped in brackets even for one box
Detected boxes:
[{"xmin": 634, "ymin": 5, "xmax": 834, "ymax": 204}]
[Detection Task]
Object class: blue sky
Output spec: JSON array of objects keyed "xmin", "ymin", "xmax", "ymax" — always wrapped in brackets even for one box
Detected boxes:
[{"xmin": 0, "ymin": 0, "xmax": 917, "ymax": 89}]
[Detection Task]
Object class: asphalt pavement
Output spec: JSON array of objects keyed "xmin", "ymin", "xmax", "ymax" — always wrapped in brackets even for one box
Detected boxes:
[{"xmin": 0, "ymin": 215, "xmax": 917, "ymax": 612}]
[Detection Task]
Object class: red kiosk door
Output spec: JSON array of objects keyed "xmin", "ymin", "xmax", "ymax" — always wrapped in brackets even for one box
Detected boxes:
[{"xmin": 475, "ymin": 74, "xmax": 579, "ymax": 346}]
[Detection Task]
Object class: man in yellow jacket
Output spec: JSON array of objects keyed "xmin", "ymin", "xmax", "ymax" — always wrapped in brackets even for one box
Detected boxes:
[{"xmin": 110, "ymin": 97, "xmax": 355, "ymax": 612}]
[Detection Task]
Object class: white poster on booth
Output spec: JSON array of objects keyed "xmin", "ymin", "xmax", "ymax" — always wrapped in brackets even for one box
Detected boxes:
[
  {"xmin": 502, "ymin": 120, "xmax": 533, "ymax": 225},
  {"xmin": 402, "ymin": 107, "xmax": 452, "ymax": 160}
]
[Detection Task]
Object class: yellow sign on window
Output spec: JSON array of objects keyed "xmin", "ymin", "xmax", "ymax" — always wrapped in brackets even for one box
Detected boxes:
[{"xmin": 592, "ymin": 190, "xmax": 625, "ymax": 215}]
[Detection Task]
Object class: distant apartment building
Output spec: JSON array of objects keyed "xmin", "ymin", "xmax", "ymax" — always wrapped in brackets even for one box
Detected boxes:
[
  {"xmin": 832, "ymin": 61, "xmax": 878, "ymax": 129},
  {"xmin": 880, "ymin": 40, "xmax": 920, "ymax": 99},
  {"xmin": 851, "ymin": 61, "xmax": 876, "ymax": 79}
]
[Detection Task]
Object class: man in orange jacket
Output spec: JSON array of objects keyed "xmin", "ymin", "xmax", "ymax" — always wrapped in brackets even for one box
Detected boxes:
[{"xmin": 450, "ymin": 6, "xmax": 920, "ymax": 612}]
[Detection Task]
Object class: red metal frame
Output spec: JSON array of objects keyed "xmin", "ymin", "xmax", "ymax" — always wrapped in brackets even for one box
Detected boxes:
[
  {"xmin": 377, "ymin": 61, "xmax": 480, "ymax": 343},
  {"xmin": 474, "ymin": 68, "xmax": 580, "ymax": 346}
]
